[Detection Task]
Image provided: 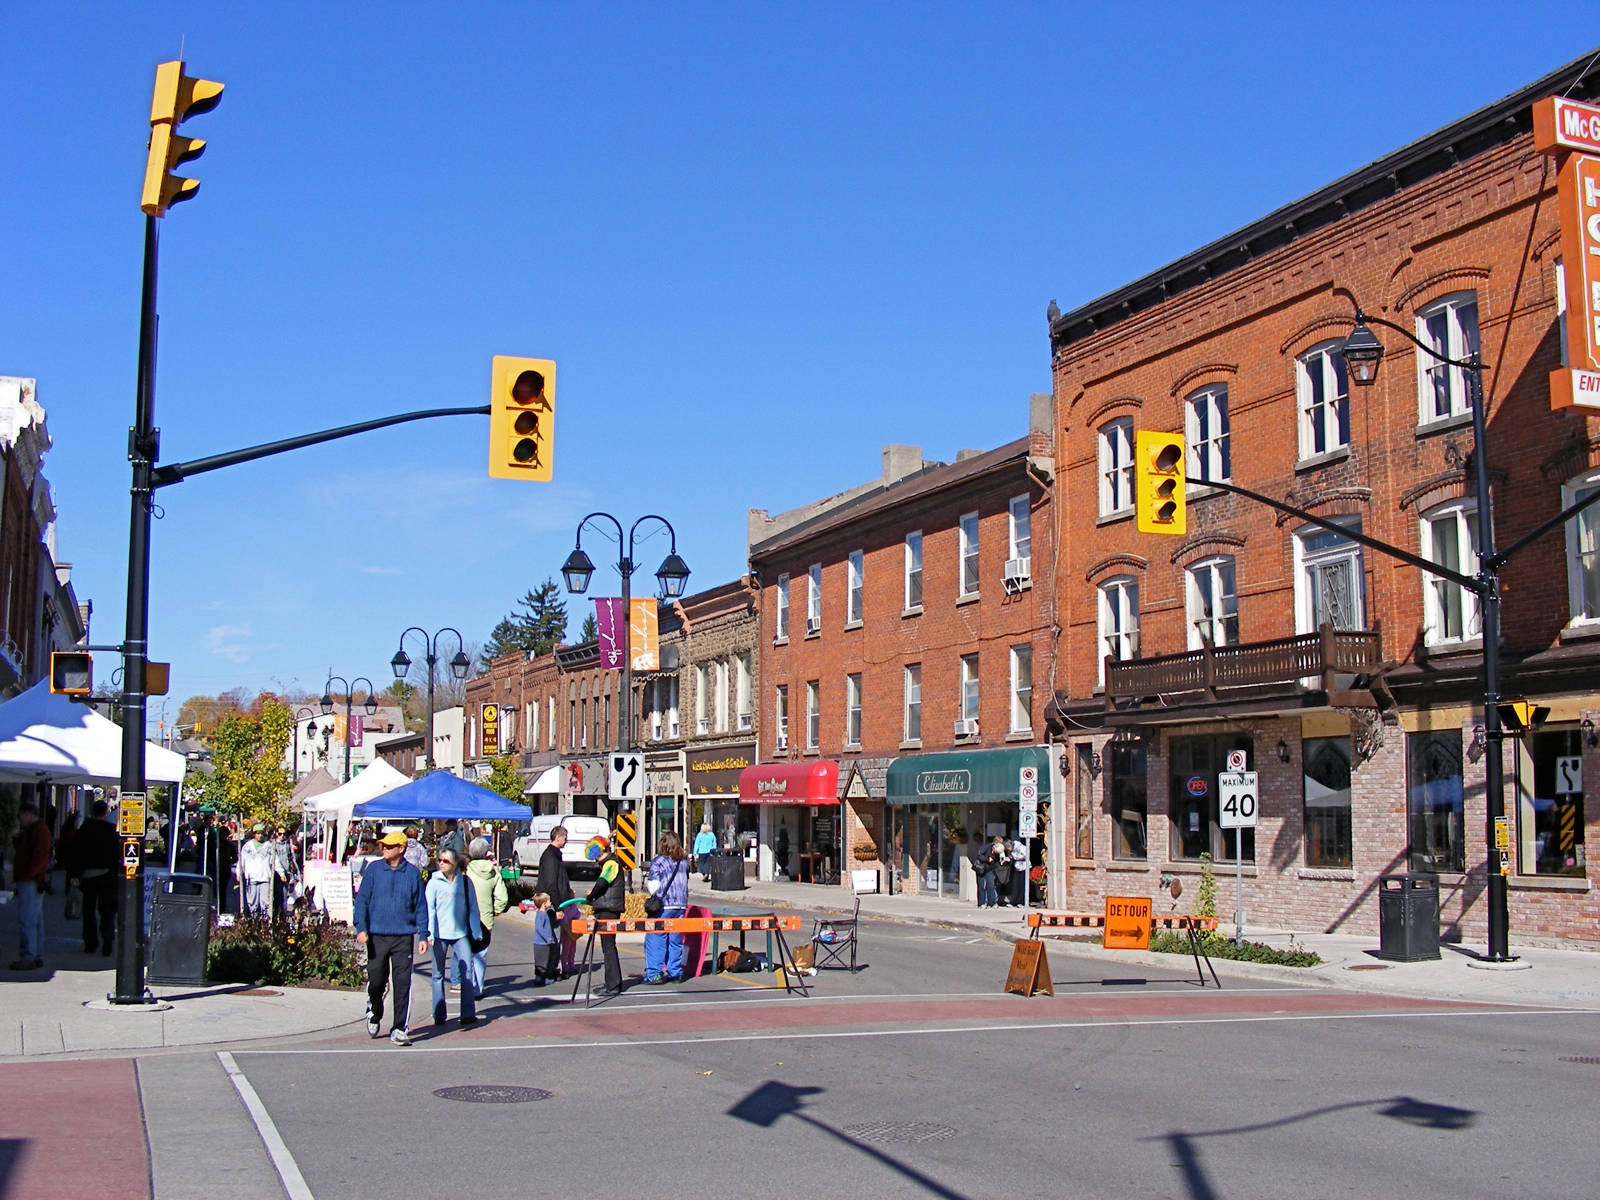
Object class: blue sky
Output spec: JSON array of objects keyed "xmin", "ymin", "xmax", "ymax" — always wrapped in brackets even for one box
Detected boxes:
[{"xmin": 1, "ymin": 3, "xmax": 1591, "ymax": 731}]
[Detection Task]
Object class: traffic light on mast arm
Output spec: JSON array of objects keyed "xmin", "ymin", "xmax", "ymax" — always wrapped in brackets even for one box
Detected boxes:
[
  {"xmin": 1135, "ymin": 430, "xmax": 1186, "ymax": 536},
  {"xmin": 487, "ymin": 356, "xmax": 556, "ymax": 481},
  {"xmin": 141, "ymin": 60, "xmax": 223, "ymax": 217}
]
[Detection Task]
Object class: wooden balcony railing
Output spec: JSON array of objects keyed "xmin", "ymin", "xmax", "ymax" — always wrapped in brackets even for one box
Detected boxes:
[{"xmin": 1106, "ymin": 623, "xmax": 1382, "ymax": 708}]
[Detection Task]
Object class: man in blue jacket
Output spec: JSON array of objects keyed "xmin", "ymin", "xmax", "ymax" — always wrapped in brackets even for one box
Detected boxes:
[{"xmin": 353, "ymin": 829, "xmax": 430, "ymax": 1045}]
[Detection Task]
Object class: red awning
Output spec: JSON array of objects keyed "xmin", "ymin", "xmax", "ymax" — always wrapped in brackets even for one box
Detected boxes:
[{"xmin": 737, "ymin": 761, "xmax": 840, "ymax": 805}]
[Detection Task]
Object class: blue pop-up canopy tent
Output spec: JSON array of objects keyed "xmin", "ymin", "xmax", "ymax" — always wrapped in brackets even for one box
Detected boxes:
[{"xmin": 351, "ymin": 770, "xmax": 532, "ymax": 822}]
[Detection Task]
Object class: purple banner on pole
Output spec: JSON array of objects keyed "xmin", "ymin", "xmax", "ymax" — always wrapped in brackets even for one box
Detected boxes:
[{"xmin": 595, "ymin": 597, "xmax": 625, "ymax": 670}]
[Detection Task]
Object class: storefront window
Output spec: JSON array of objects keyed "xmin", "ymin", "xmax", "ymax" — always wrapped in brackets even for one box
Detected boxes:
[
  {"xmin": 1407, "ymin": 731, "xmax": 1464, "ymax": 873},
  {"xmin": 1303, "ymin": 736, "xmax": 1352, "ymax": 868},
  {"xmin": 1111, "ymin": 741, "xmax": 1147, "ymax": 860},
  {"xmin": 1074, "ymin": 744, "xmax": 1095, "ymax": 859},
  {"xmin": 1168, "ymin": 733, "xmax": 1254, "ymax": 863},
  {"xmin": 1515, "ymin": 728, "xmax": 1586, "ymax": 877}
]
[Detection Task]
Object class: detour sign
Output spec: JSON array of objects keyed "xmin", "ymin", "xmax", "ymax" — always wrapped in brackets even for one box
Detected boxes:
[{"xmin": 1104, "ymin": 895, "xmax": 1152, "ymax": 950}]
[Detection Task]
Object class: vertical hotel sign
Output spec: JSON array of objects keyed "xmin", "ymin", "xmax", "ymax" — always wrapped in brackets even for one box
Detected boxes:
[
  {"xmin": 1535, "ymin": 96, "xmax": 1600, "ymax": 409},
  {"xmin": 481, "ymin": 702, "xmax": 499, "ymax": 757}
]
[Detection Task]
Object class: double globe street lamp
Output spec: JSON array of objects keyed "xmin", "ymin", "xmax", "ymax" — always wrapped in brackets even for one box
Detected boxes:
[
  {"xmin": 321, "ymin": 674, "xmax": 378, "ymax": 783},
  {"xmin": 291, "ymin": 704, "xmax": 321, "ymax": 783},
  {"xmin": 390, "ymin": 626, "xmax": 471, "ymax": 776},
  {"xmin": 561, "ymin": 514, "xmax": 690, "ymax": 785}
]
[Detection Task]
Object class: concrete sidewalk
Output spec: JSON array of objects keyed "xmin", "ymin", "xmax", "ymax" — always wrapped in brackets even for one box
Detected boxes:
[
  {"xmin": 0, "ymin": 886, "xmax": 359, "ymax": 1061},
  {"xmin": 703, "ymin": 876, "xmax": 1600, "ymax": 1011}
]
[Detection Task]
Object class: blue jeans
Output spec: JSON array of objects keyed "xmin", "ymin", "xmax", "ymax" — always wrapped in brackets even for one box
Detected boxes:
[
  {"xmin": 15, "ymin": 881, "xmax": 43, "ymax": 960},
  {"xmin": 643, "ymin": 906, "xmax": 685, "ymax": 979},
  {"xmin": 469, "ymin": 943, "xmax": 488, "ymax": 998},
  {"xmin": 430, "ymin": 937, "xmax": 475, "ymax": 1023},
  {"xmin": 977, "ymin": 873, "xmax": 998, "ymax": 907}
]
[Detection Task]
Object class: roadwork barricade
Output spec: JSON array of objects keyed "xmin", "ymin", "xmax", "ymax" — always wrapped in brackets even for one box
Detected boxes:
[
  {"xmin": 569, "ymin": 913, "xmax": 809, "ymax": 1006},
  {"xmin": 1025, "ymin": 910, "xmax": 1221, "ymax": 988}
]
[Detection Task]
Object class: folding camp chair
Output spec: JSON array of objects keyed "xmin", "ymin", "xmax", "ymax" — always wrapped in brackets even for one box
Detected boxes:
[{"xmin": 810, "ymin": 894, "xmax": 861, "ymax": 972}]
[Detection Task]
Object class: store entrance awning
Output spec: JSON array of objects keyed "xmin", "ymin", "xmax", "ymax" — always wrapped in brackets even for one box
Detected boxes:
[
  {"xmin": 885, "ymin": 746, "xmax": 1052, "ymax": 806},
  {"xmin": 738, "ymin": 761, "xmax": 839, "ymax": 805}
]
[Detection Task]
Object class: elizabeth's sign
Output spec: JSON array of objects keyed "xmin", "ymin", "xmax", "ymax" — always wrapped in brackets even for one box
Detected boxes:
[{"xmin": 916, "ymin": 769, "xmax": 972, "ymax": 797}]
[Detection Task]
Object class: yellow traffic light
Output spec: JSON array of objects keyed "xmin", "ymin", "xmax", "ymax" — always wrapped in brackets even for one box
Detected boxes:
[
  {"xmin": 488, "ymin": 356, "xmax": 556, "ymax": 481},
  {"xmin": 141, "ymin": 60, "xmax": 223, "ymax": 217},
  {"xmin": 1135, "ymin": 430, "xmax": 1186, "ymax": 536},
  {"xmin": 50, "ymin": 651, "xmax": 93, "ymax": 696}
]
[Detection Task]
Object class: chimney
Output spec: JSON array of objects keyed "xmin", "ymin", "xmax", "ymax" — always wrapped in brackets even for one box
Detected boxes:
[{"xmin": 882, "ymin": 445, "xmax": 923, "ymax": 483}]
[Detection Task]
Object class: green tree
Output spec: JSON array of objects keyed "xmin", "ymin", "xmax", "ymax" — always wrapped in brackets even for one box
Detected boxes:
[
  {"xmin": 482, "ymin": 578, "xmax": 568, "ymax": 661},
  {"xmin": 484, "ymin": 754, "xmax": 525, "ymax": 802},
  {"xmin": 186, "ymin": 698, "xmax": 295, "ymax": 826},
  {"xmin": 579, "ymin": 611, "xmax": 598, "ymax": 643}
]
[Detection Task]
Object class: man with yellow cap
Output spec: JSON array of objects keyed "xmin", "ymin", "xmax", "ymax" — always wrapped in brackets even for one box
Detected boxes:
[{"xmin": 353, "ymin": 830, "xmax": 430, "ymax": 1045}]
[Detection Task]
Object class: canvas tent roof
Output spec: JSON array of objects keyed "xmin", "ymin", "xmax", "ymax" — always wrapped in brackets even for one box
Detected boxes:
[
  {"xmin": 292, "ymin": 767, "xmax": 338, "ymax": 805},
  {"xmin": 0, "ymin": 679, "xmax": 186, "ymax": 785},
  {"xmin": 303, "ymin": 759, "xmax": 412, "ymax": 819},
  {"xmin": 353, "ymin": 770, "xmax": 532, "ymax": 822}
]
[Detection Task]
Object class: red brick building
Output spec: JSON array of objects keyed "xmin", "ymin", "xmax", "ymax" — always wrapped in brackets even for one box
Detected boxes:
[
  {"xmin": 1048, "ymin": 53, "xmax": 1600, "ymax": 944},
  {"xmin": 748, "ymin": 421, "xmax": 1054, "ymax": 897}
]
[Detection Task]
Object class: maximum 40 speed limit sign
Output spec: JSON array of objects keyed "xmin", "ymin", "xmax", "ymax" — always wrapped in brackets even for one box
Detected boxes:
[{"xmin": 1218, "ymin": 771, "xmax": 1258, "ymax": 829}]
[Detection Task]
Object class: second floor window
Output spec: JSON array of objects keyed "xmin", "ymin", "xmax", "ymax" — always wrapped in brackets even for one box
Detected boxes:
[
  {"xmin": 1421, "ymin": 502, "xmax": 1479, "ymax": 646},
  {"xmin": 714, "ymin": 659, "xmax": 730, "ymax": 732},
  {"xmin": 695, "ymin": 665, "xmax": 709, "ymax": 735},
  {"xmin": 1417, "ymin": 293, "xmax": 1481, "ymax": 423},
  {"xmin": 845, "ymin": 673, "xmax": 862, "ymax": 747},
  {"xmin": 805, "ymin": 680, "xmax": 820, "ymax": 750},
  {"xmin": 1185, "ymin": 384, "xmax": 1230, "ymax": 484},
  {"xmin": 847, "ymin": 550, "xmax": 864, "ymax": 624},
  {"xmin": 1297, "ymin": 343, "xmax": 1349, "ymax": 460},
  {"xmin": 775, "ymin": 684, "xmax": 789, "ymax": 749},
  {"xmin": 904, "ymin": 531, "xmax": 923, "ymax": 609},
  {"xmin": 904, "ymin": 663, "xmax": 922, "ymax": 743},
  {"xmin": 1009, "ymin": 645, "xmax": 1032, "ymax": 733},
  {"xmin": 1565, "ymin": 469, "xmax": 1600, "ymax": 625},
  {"xmin": 1098, "ymin": 577, "xmax": 1140, "ymax": 686},
  {"xmin": 775, "ymin": 573, "xmax": 789, "ymax": 640},
  {"xmin": 1008, "ymin": 495, "xmax": 1031, "ymax": 562},
  {"xmin": 1296, "ymin": 521, "xmax": 1365, "ymax": 633},
  {"xmin": 1186, "ymin": 556, "xmax": 1238, "ymax": 649},
  {"xmin": 959, "ymin": 512, "xmax": 980, "ymax": 596},
  {"xmin": 735, "ymin": 653, "xmax": 752, "ymax": 730},
  {"xmin": 959, "ymin": 654, "xmax": 980, "ymax": 725},
  {"xmin": 807, "ymin": 564, "xmax": 821, "ymax": 634},
  {"xmin": 1099, "ymin": 417, "xmax": 1134, "ymax": 516}
]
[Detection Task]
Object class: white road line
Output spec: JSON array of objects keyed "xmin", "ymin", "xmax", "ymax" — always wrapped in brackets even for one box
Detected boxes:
[
  {"xmin": 217, "ymin": 1051, "xmax": 316, "ymax": 1200},
  {"xmin": 233, "ymin": 1006, "xmax": 1593, "ymax": 1057}
]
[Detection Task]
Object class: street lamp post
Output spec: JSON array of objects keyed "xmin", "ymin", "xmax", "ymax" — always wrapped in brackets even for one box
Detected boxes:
[
  {"xmin": 320, "ymin": 675, "xmax": 378, "ymax": 784},
  {"xmin": 291, "ymin": 705, "xmax": 319, "ymax": 783},
  {"xmin": 560, "ymin": 513, "xmax": 691, "ymax": 817},
  {"xmin": 390, "ymin": 627, "xmax": 471, "ymax": 777}
]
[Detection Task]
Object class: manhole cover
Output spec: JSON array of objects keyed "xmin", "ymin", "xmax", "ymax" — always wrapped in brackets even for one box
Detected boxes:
[
  {"xmin": 236, "ymin": 988, "xmax": 282, "ymax": 996},
  {"xmin": 1558, "ymin": 1056, "xmax": 1600, "ymax": 1066},
  {"xmin": 844, "ymin": 1122, "xmax": 957, "ymax": 1144},
  {"xmin": 1346, "ymin": 964, "xmax": 1390, "ymax": 971},
  {"xmin": 433, "ymin": 1085, "xmax": 552, "ymax": 1104}
]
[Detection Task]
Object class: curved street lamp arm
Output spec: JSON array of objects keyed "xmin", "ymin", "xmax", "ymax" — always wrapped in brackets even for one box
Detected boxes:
[
  {"xmin": 396, "ymin": 626, "xmax": 432, "ymax": 661},
  {"xmin": 627, "ymin": 513, "xmax": 679, "ymax": 556},
  {"xmin": 574, "ymin": 512, "xmax": 625, "ymax": 549},
  {"xmin": 1349, "ymin": 307, "xmax": 1481, "ymax": 371},
  {"xmin": 435, "ymin": 626, "xmax": 467, "ymax": 659}
]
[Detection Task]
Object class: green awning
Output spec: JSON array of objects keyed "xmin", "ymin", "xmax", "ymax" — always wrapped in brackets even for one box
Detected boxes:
[{"xmin": 885, "ymin": 746, "xmax": 1051, "ymax": 806}]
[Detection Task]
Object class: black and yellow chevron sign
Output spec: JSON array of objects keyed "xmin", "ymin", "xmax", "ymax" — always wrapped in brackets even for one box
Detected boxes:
[{"xmin": 615, "ymin": 811, "xmax": 638, "ymax": 870}]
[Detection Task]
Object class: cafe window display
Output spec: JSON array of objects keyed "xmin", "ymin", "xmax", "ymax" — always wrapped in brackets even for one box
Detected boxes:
[{"xmin": 1515, "ymin": 727, "xmax": 1586, "ymax": 878}]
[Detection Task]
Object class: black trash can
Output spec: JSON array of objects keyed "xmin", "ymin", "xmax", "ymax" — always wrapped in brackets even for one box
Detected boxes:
[
  {"xmin": 148, "ymin": 872, "xmax": 215, "ymax": 986},
  {"xmin": 1377, "ymin": 873, "xmax": 1441, "ymax": 962},
  {"xmin": 709, "ymin": 852, "xmax": 747, "ymax": 892}
]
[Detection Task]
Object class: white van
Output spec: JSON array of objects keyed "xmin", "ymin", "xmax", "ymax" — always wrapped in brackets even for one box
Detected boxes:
[{"xmin": 513, "ymin": 815, "xmax": 612, "ymax": 880}]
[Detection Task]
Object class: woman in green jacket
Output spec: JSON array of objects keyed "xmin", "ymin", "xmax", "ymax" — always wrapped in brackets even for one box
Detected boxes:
[{"xmin": 464, "ymin": 837, "xmax": 509, "ymax": 999}]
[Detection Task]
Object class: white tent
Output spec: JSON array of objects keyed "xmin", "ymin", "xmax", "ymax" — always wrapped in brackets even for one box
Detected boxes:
[
  {"xmin": 0, "ymin": 679, "xmax": 186, "ymax": 785},
  {"xmin": 303, "ymin": 759, "xmax": 413, "ymax": 861}
]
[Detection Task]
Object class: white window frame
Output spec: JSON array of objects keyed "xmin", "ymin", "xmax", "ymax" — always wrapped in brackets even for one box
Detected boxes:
[
  {"xmin": 1564, "ymin": 467, "xmax": 1600, "ymax": 626},
  {"xmin": 548, "ymin": 696, "xmax": 556, "ymax": 749},
  {"xmin": 845, "ymin": 673, "xmax": 862, "ymax": 748},
  {"xmin": 807, "ymin": 564, "xmax": 822, "ymax": 634},
  {"xmin": 695, "ymin": 665, "xmax": 709, "ymax": 735},
  {"xmin": 775, "ymin": 573, "xmax": 789, "ymax": 641},
  {"xmin": 959, "ymin": 512, "xmax": 980, "ymax": 597},
  {"xmin": 1185, "ymin": 555, "xmax": 1238, "ymax": 650},
  {"xmin": 774, "ymin": 684, "xmax": 789, "ymax": 750},
  {"xmin": 904, "ymin": 531, "xmax": 923, "ymax": 610},
  {"xmin": 1416, "ymin": 292, "xmax": 1481, "ymax": 424},
  {"xmin": 735, "ymin": 653, "xmax": 752, "ymax": 730},
  {"xmin": 1009, "ymin": 645, "xmax": 1032, "ymax": 734},
  {"xmin": 904, "ymin": 663, "xmax": 922, "ymax": 743},
  {"xmin": 805, "ymin": 680, "xmax": 820, "ymax": 750},
  {"xmin": 1294, "ymin": 519, "xmax": 1366, "ymax": 635},
  {"xmin": 846, "ymin": 550, "xmax": 864, "ymax": 624},
  {"xmin": 1420, "ymin": 502, "xmax": 1480, "ymax": 646},
  {"xmin": 666, "ymin": 678, "xmax": 680, "ymax": 739},
  {"xmin": 1099, "ymin": 417, "xmax": 1134, "ymax": 516},
  {"xmin": 959, "ymin": 653, "xmax": 980, "ymax": 724},
  {"xmin": 1097, "ymin": 576, "xmax": 1140, "ymax": 687},
  {"xmin": 1556, "ymin": 259, "xmax": 1569, "ymax": 369},
  {"xmin": 1007, "ymin": 495, "xmax": 1031, "ymax": 560},
  {"xmin": 1185, "ymin": 384, "xmax": 1230, "ymax": 485},
  {"xmin": 1296, "ymin": 342, "xmax": 1349, "ymax": 460},
  {"xmin": 714, "ymin": 659, "xmax": 730, "ymax": 733}
]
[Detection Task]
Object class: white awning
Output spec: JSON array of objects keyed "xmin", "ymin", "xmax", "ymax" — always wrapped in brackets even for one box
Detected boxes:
[{"xmin": 524, "ymin": 764, "xmax": 561, "ymax": 796}]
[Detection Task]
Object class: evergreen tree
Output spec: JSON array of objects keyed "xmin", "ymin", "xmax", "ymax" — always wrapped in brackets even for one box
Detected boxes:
[
  {"xmin": 579, "ymin": 611, "xmax": 598, "ymax": 643},
  {"xmin": 482, "ymin": 578, "xmax": 569, "ymax": 660}
]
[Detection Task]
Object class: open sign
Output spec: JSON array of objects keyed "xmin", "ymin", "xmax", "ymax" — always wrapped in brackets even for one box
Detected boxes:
[{"xmin": 1186, "ymin": 776, "xmax": 1208, "ymax": 796}]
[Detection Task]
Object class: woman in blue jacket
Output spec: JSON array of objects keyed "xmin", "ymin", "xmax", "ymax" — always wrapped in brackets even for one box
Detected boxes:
[
  {"xmin": 643, "ymin": 831, "xmax": 691, "ymax": 984},
  {"xmin": 425, "ymin": 849, "xmax": 483, "ymax": 1026}
]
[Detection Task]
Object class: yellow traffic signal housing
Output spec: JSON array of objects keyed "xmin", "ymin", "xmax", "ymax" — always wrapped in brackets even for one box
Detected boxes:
[
  {"xmin": 50, "ymin": 651, "xmax": 93, "ymax": 695},
  {"xmin": 1498, "ymin": 699, "xmax": 1549, "ymax": 735},
  {"xmin": 141, "ymin": 60, "xmax": 223, "ymax": 217},
  {"xmin": 488, "ymin": 356, "xmax": 556, "ymax": 481},
  {"xmin": 1135, "ymin": 430, "xmax": 1186, "ymax": 535}
]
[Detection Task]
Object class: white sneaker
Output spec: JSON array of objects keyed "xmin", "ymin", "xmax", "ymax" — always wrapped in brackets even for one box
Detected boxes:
[
  {"xmin": 390, "ymin": 1028, "xmax": 412, "ymax": 1046},
  {"xmin": 366, "ymin": 1014, "xmax": 381, "ymax": 1038}
]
